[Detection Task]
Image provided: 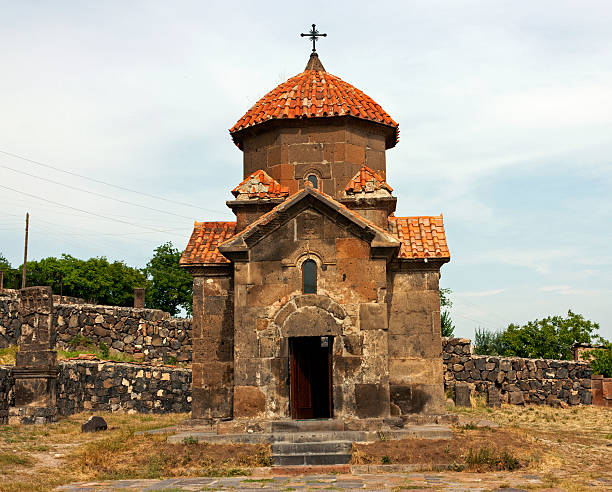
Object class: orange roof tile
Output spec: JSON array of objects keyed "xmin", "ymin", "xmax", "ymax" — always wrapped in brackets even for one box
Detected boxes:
[
  {"xmin": 388, "ymin": 216, "xmax": 450, "ymax": 260},
  {"xmin": 230, "ymin": 67, "xmax": 399, "ymax": 146},
  {"xmin": 220, "ymin": 185, "xmax": 401, "ymax": 255},
  {"xmin": 345, "ymin": 166, "xmax": 393, "ymax": 195},
  {"xmin": 179, "ymin": 221, "xmax": 236, "ymax": 266},
  {"xmin": 232, "ymin": 170, "xmax": 290, "ymax": 200}
]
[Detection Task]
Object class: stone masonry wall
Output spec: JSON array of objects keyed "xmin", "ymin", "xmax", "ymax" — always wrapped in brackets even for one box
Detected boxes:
[
  {"xmin": 0, "ymin": 290, "xmax": 192, "ymax": 363},
  {"xmin": 443, "ymin": 338, "xmax": 592, "ymax": 405},
  {"xmin": 57, "ymin": 360, "xmax": 191, "ymax": 415},
  {"xmin": 55, "ymin": 304, "xmax": 192, "ymax": 364},
  {"xmin": 0, "ymin": 366, "xmax": 13, "ymax": 424},
  {"xmin": 0, "ymin": 291, "xmax": 20, "ymax": 347}
]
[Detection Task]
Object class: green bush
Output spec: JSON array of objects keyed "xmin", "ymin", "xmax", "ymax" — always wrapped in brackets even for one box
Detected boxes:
[{"xmin": 587, "ymin": 345, "xmax": 612, "ymax": 378}]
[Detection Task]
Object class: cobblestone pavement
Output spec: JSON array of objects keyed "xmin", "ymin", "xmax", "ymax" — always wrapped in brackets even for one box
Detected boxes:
[{"xmin": 55, "ymin": 471, "xmax": 612, "ymax": 491}]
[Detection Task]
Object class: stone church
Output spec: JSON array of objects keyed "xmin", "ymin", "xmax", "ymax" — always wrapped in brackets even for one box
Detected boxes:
[{"xmin": 180, "ymin": 50, "xmax": 450, "ymax": 422}]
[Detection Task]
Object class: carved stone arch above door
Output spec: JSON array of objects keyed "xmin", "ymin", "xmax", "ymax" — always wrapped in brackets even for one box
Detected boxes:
[{"xmin": 273, "ymin": 294, "xmax": 347, "ymax": 335}]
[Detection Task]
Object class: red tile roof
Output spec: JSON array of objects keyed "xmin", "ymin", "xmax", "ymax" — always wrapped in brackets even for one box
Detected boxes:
[
  {"xmin": 345, "ymin": 166, "xmax": 393, "ymax": 195},
  {"xmin": 179, "ymin": 221, "xmax": 236, "ymax": 266},
  {"xmin": 232, "ymin": 170, "xmax": 290, "ymax": 199},
  {"xmin": 229, "ymin": 69, "xmax": 399, "ymax": 145},
  {"xmin": 388, "ymin": 216, "xmax": 450, "ymax": 260},
  {"xmin": 220, "ymin": 186, "xmax": 401, "ymax": 255}
]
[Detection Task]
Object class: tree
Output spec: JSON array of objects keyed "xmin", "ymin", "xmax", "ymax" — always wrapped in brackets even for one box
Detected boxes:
[
  {"xmin": 587, "ymin": 343, "xmax": 612, "ymax": 378},
  {"xmin": 474, "ymin": 327, "xmax": 506, "ymax": 355},
  {"xmin": 440, "ymin": 287, "xmax": 455, "ymax": 337},
  {"xmin": 474, "ymin": 310, "xmax": 603, "ymax": 360},
  {"xmin": 23, "ymin": 254, "xmax": 146, "ymax": 306},
  {"xmin": 0, "ymin": 253, "xmax": 19, "ymax": 289},
  {"xmin": 144, "ymin": 242, "xmax": 192, "ymax": 316}
]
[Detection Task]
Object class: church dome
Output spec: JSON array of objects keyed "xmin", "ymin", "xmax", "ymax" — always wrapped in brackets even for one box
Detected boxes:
[{"xmin": 229, "ymin": 53, "xmax": 399, "ymax": 149}]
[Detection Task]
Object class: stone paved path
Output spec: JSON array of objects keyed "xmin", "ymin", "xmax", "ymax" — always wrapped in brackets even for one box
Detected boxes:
[{"xmin": 54, "ymin": 471, "xmax": 612, "ymax": 491}]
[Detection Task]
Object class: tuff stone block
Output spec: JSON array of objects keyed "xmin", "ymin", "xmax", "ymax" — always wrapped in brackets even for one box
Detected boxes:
[
  {"xmin": 359, "ymin": 303, "xmax": 388, "ymax": 331},
  {"xmin": 234, "ymin": 385, "xmax": 266, "ymax": 417},
  {"xmin": 354, "ymin": 383, "xmax": 389, "ymax": 418}
]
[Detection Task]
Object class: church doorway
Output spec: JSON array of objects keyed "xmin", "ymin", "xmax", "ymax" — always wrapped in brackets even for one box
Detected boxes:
[{"xmin": 289, "ymin": 336, "xmax": 333, "ymax": 419}]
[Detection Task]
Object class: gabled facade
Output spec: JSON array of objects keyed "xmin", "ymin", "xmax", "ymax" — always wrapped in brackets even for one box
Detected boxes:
[{"xmin": 181, "ymin": 52, "xmax": 451, "ymax": 421}]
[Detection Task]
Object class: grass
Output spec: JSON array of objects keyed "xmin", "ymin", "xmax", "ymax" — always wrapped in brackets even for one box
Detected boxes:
[
  {"xmin": 1, "ymin": 343, "xmax": 145, "ymax": 366},
  {"xmin": 1, "ymin": 406, "xmax": 611, "ymax": 491},
  {"xmin": 0, "ymin": 346, "xmax": 18, "ymax": 365},
  {"xmin": 0, "ymin": 412, "xmax": 270, "ymax": 491},
  {"xmin": 465, "ymin": 447, "xmax": 520, "ymax": 471},
  {"xmin": 0, "ymin": 453, "xmax": 33, "ymax": 467}
]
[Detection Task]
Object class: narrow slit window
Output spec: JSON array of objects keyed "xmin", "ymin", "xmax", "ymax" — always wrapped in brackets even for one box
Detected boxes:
[
  {"xmin": 307, "ymin": 174, "xmax": 318, "ymax": 188},
  {"xmin": 302, "ymin": 259, "xmax": 317, "ymax": 294}
]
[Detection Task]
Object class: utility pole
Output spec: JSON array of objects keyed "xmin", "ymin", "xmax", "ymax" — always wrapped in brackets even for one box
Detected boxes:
[{"xmin": 22, "ymin": 212, "xmax": 29, "ymax": 289}]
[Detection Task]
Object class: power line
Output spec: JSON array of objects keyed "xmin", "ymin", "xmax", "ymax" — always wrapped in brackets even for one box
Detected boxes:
[
  {"xmin": 0, "ymin": 149, "xmax": 230, "ymax": 215},
  {"xmin": 1, "ymin": 164, "xmax": 197, "ymax": 221},
  {"xmin": 28, "ymin": 215, "xmax": 187, "ymax": 238},
  {"xmin": 0, "ymin": 183, "xmax": 170, "ymax": 233}
]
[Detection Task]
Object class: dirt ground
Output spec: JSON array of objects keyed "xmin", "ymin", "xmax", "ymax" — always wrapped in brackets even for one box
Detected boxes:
[{"xmin": 0, "ymin": 404, "xmax": 610, "ymax": 492}]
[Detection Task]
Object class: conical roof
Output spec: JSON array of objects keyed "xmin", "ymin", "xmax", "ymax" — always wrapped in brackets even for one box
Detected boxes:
[{"xmin": 230, "ymin": 54, "xmax": 399, "ymax": 148}]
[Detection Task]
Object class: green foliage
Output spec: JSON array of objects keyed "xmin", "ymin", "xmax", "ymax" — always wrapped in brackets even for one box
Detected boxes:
[
  {"xmin": 465, "ymin": 447, "xmax": 520, "ymax": 471},
  {"xmin": 144, "ymin": 242, "xmax": 192, "ymax": 316},
  {"xmin": 474, "ymin": 310, "xmax": 603, "ymax": 360},
  {"xmin": 22, "ymin": 254, "xmax": 146, "ymax": 306},
  {"xmin": 99, "ymin": 341, "xmax": 110, "ymax": 359},
  {"xmin": 440, "ymin": 287, "xmax": 455, "ymax": 337},
  {"xmin": 0, "ymin": 253, "xmax": 20, "ymax": 289},
  {"xmin": 474, "ymin": 327, "xmax": 506, "ymax": 355},
  {"xmin": 586, "ymin": 344, "xmax": 612, "ymax": 378}
]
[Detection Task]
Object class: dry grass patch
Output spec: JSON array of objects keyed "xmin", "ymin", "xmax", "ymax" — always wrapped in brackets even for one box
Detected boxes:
[
  {"xmin": 352, "ymin": 428, "xmax": 532, "ymax": 471},
  {"xmin": 70, "ymin": 432, "xmax": 270, "ymax": 481},
  {"xmin": 448, "ymin": 402, "xmax": 612, "ymax": 484}
]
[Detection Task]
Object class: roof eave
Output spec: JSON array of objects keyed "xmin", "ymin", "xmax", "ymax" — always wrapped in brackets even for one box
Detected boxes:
[{"xmin": 229, "ymin": 115, "xmax": 399, "ymax": 150}]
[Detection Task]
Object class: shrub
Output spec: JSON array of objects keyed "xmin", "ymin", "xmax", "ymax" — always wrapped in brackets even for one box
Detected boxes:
[{"xmin": 587, "ymin": 345, "xmax": 612, "ymax": 378}]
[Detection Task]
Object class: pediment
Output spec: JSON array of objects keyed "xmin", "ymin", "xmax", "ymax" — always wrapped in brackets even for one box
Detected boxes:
[{"xmin": 218, "ymin": 187, "xmax": 400, "ymax": 261}]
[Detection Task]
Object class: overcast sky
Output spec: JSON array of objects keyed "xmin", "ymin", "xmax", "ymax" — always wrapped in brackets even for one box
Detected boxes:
[{"xmin": 1, "ymin": 1, "xmax": 610, "ymax": 340}]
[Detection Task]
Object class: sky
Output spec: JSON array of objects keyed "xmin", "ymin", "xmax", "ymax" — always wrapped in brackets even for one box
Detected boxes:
[{"xmin": 0, "ymin": 1, "xmax": 610, "ymax": 340}]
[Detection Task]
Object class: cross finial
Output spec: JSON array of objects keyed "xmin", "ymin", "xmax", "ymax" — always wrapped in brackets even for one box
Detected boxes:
[{"xmin": 300, "ymin": 24, "xmax": 327, "ymax": 53}]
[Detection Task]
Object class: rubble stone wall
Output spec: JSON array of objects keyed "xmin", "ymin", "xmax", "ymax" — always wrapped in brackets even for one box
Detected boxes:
[
  {"xmin": 0, "ymin": 291, "xmax": 21, "ymax": 347},
  {"xmin": 442, "ymin": 338, "xmax": 592, "ymax": 405},
  {"xmin": 54, "ymin": 304, "xmax": 192, "ymax": 364},
  {"xmin": 57, "ymin": 360, "xmax": 192, "ymax": 415},
  {"xmin": 0, "ymin": 290, "xmax": 192, "ymax": 363},
  {"xmin": 0, "ymin": 366, "xmax": 13, "ymax": 424}
]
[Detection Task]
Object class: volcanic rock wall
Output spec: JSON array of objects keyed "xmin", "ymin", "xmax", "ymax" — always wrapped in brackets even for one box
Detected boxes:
[
  {"xmin": 57, "ymin": 359, "xmax": 191, "ymax": 415},
  {"xmin": 443, "ymin": 338, "xmax": 592, "ymax": 405},
  {"xmin": 0, "ymin": 290, "xmax": 192, "ymax": 363},
  {"xmin": 0, "ymin": 366, "xmax": 13, "ymax": 424}
]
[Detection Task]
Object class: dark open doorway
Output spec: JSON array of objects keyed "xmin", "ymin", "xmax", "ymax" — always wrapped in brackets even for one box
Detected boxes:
[{"xmin": 289, "ymin": 336, "xmax": 333, "ymax": 419}]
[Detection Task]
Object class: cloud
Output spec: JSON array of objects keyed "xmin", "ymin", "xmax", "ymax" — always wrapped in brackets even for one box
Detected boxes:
[{"xmin": 456, "ymin": 289, "xmax": 507, "ymax": 298}]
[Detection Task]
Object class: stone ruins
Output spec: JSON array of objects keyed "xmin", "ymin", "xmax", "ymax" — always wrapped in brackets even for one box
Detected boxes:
[{"xmin": 10, "ymin": 286, "xmax": 59, "ymax": 424}]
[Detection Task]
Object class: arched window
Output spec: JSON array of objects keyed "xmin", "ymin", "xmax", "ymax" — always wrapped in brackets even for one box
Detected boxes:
[
  {"xmin": 307, "ymin": 174, "xmax": 318, "ymax": 188},
  {"xmin": 302, "ymin": 259, "xmax": 317, "ymax": 294}
]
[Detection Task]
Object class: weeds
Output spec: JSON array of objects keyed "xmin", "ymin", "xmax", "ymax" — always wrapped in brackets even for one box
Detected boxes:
[
  {"xmin": 465, "ymin": 447, "xmax": 520, "ymax": 471},
  {"xmin": 0, "ymin": 453, "xmax": 33, "ymax": 467}
]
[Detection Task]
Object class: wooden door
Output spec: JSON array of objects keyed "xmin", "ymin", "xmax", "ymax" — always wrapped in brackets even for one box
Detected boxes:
[{"xmin": 289, "ymin": 337, "xmax": 332, "ymax": 419}]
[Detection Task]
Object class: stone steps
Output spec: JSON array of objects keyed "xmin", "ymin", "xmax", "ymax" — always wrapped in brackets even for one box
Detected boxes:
[
  {"xmin": 270, "ymin": 419, "xmax": 345, "ymax": 433},
  {"xmin": 271, "ymin": 440, "xmax": 352, "ymax": 466},
  {"xmin": 166, "ymin": 417, "xmax": 452, "ymax": 466},
  {"xmin": 167, "ymin": 425, "xmax": 452, "ymax": 445}
]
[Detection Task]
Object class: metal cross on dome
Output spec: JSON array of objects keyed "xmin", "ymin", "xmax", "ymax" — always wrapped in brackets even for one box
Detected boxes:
[{"xmin": 301, "ymin": 24, "xmax": 327, "ymax": 53}]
